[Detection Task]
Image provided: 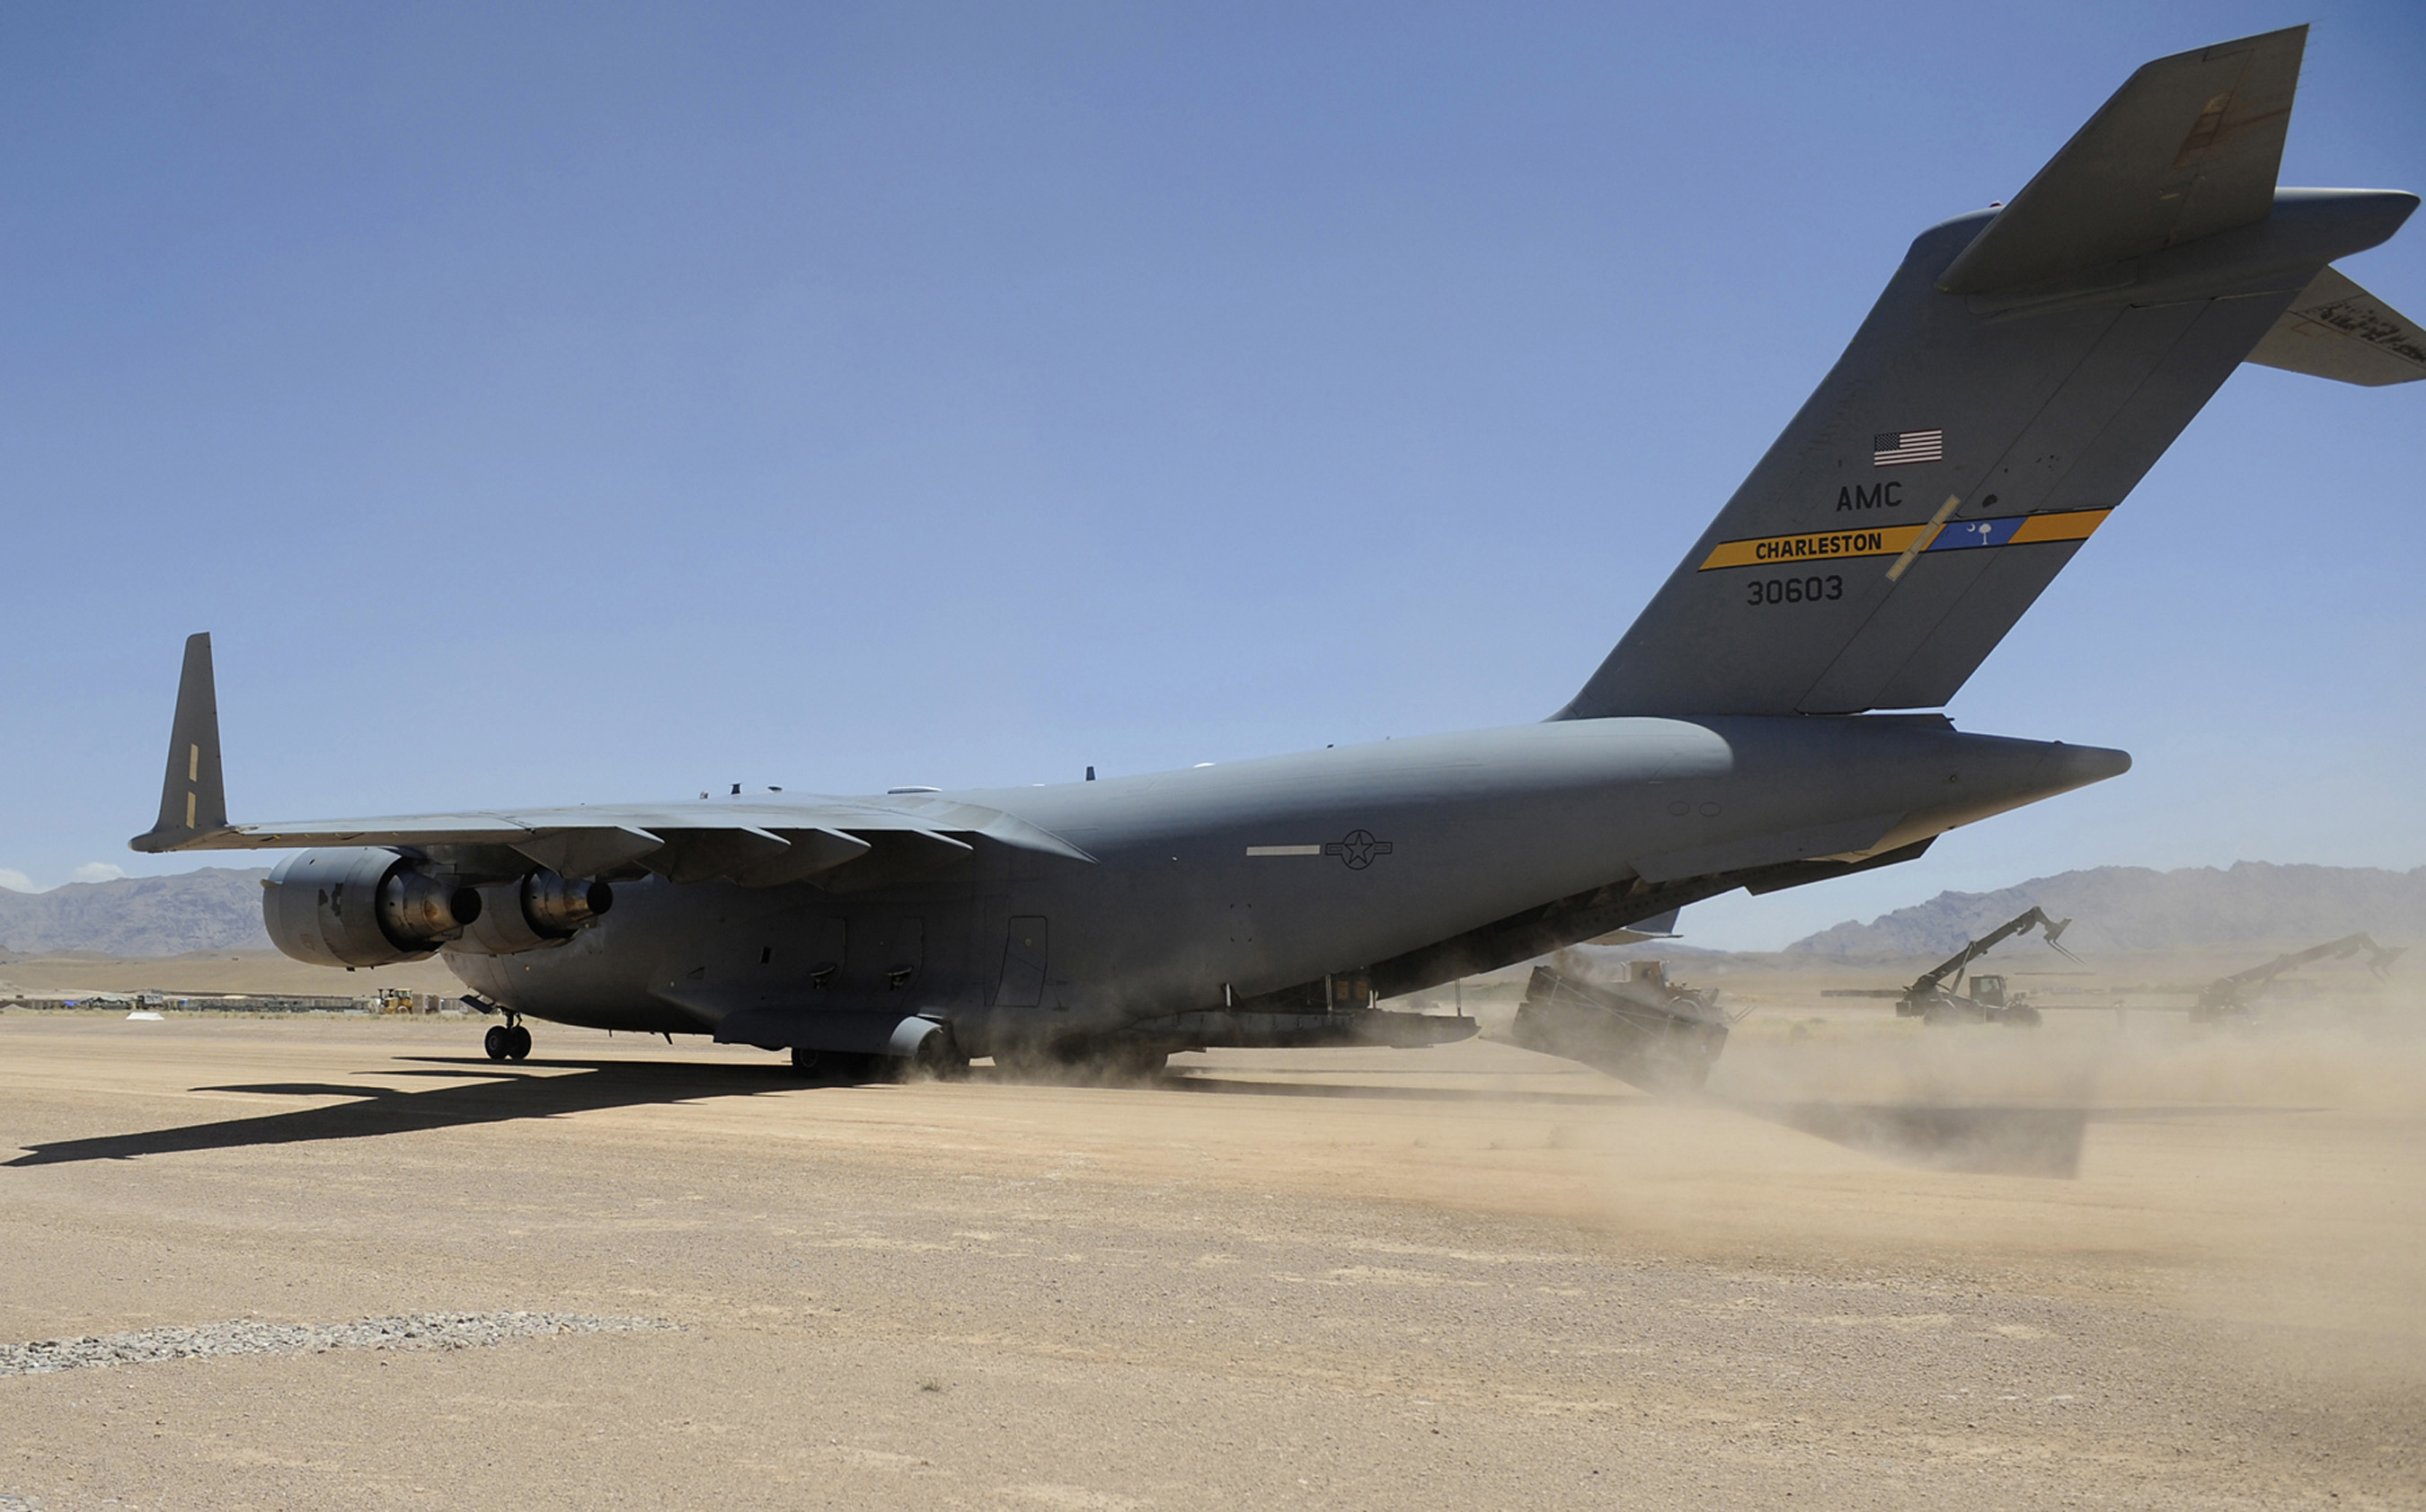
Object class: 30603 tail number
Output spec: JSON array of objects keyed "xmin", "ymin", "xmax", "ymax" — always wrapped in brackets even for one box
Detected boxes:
[{"xmin": 1746, "ymin": 574, "xmax": 1843, "ymax": 606}]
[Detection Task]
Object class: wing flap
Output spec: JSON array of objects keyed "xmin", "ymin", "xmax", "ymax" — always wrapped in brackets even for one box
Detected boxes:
[
  {"xmin": 651, "ymin": 827, "xmax": 794, "ymax": 885},
  {"xmin": 728, "ymin": 828, "xmax": 874, "ymax": 887},
  {"xmin": 514, "ymin": 826, "xmax": 665, "ymax": 878}
]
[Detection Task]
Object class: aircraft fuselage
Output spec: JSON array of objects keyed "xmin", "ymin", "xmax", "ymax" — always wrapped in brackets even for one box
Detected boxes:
[{"xmin": 444, "ymin": 715, "xmax": 2124, "ymax": 1056}]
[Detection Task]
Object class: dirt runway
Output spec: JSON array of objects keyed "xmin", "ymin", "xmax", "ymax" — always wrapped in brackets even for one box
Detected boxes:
[{"xmin": 2, "ymin": 1009, "xmax": 2421, "ymax": 1509}]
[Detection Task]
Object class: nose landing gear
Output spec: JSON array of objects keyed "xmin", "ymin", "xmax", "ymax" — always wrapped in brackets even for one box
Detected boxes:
[{"xmin": 483, "ymin": 1021, "xmax": 533, "ymax": 1062}]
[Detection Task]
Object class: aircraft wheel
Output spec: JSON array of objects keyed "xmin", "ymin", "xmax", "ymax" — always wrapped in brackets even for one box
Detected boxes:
[
  {"xmin": 902, "ymin": 1030, "xmax": 970, "ymax": 1083},
  {"xmin": 507, "ymin": 1024, "xmax": 533, "ymax": 1061},
  {"xmin": 483, "ymin": 1024, "xmax": 512, "ymax": 1062}
]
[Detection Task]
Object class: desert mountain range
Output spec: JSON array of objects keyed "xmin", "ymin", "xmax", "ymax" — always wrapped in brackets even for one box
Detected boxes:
[
  {"xmin": 1787, "ymin": 862, "xmax": 2426, "ymax": 958},
  {"xmin": 0, "ymin": 868, "xmax": 272, "ymax": 956}
]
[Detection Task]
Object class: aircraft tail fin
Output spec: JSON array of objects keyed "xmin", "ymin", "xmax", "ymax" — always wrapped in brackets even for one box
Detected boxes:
[
  {"xmin": 1558, "ymin": 30, "xmax": 2416, "ymax": 720},
  {"xmin": 130, "ymin": 632, "xmax": 229, "ymax": 853}
]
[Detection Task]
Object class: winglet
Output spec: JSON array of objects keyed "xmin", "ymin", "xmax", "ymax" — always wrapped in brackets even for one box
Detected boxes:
[{"xmin": 129, "ymin": 633, "xmax": 229, "ymax": 853}]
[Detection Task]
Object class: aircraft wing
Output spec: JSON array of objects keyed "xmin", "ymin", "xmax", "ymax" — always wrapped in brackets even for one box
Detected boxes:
[
  {"xmin": 127, "ymin": 634, "xmax": 1091, "ymax": 888},
  {"xmin": 137, "ymin": 795, "xmax": 1093, "ymax": 888}
]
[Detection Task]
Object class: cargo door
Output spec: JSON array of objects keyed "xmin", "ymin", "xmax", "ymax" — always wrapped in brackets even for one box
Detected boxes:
[{"xmin": 995, "ymin": 916, "xmax": 1048, "ymax": 1007}]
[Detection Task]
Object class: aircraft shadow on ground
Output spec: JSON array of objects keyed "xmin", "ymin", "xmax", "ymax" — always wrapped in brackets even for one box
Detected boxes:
[
  {"xmin": 1158, "ymin": 1074, "xmax": 1641, "ymax": 1109},
  {"xmin": 1170, "ymin": 1076, "xmax": 2097, "ymax": 1178},
  {"xmin": 9, "ymin": 1057, "xmax": 1628, "ymax": 1169},
  {"xmin": 1725, "ymin": 1101, "xmax": 2315, "ymax": 1180},
  {"xmin": 1731, "ymin": 1101, "xmax": 2091, "ymax": 1179},
  {"xmin": 3, "ymin": 1057, "xmax": 819, "ymax": 1168},
  {"xmin": 12, "ymin": 1055, "xmax": 2282, "ymax": 1180}
]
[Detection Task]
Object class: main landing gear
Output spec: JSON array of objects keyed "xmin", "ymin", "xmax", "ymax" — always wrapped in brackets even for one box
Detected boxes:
[
  {"xmin": 483, "ymin": 1021, "xmax": 533, "ymax": 1062},
  {"xmin": 462, "ymin": 993, "xmax": 531, "ymax": 1063}
]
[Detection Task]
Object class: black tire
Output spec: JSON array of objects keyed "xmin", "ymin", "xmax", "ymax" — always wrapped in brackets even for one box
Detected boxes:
[
  {"xmin": 508, "ymin": 1024, "xmax": 533, "ymax": 1061},
  {"xmin": 902, "ymin": 1029, "xmax": 970, "ymax": 1083},
  {"xmin": 483, "ymin": 1024, "xmax": 511, "ymax": 1062},
  {"xmin": 1999, "ymin": 1004, "xmax": 2042, "ymax": 1030}
]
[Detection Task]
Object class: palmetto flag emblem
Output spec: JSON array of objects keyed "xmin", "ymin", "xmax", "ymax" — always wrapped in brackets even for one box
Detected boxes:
[{"xmin": 1872, "ymin": 429, "xmax": 1943, "ymax": 466}]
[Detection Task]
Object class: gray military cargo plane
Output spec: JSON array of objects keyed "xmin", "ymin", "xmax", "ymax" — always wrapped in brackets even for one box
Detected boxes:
[{"xmin": 131, "ymin": 28, "xmax": 2419, "ymax": 1074}]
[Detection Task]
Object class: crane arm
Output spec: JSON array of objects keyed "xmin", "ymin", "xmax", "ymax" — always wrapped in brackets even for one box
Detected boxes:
[
  {"xmin": 2201, "ymin": 933, "xmax": 2404, "ymax": 1009},
  {"xmin": 1904, "ymin": 906, "xmax": 2076, "ymax": 995}
]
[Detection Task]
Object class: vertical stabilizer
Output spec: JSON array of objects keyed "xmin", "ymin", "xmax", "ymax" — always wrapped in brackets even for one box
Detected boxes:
[
  {"xmin": 1554, "ymin": 30, "xmax": 2416, "ymax": 721},
  {"xmin": 134, "ymin": 632, "xmax": 228, "ymax": 850}
]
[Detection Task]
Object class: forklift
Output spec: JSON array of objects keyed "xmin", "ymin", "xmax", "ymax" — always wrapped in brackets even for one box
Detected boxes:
[{"xmin": 1891, "ymin": 906, "xmax": 2076, "ymax": 1028}]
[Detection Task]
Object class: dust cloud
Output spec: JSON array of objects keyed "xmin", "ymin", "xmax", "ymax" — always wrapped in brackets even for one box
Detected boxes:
[{"xmin": 1536, "ymin": 955, "xmax": 2426, "ymax": 1350}]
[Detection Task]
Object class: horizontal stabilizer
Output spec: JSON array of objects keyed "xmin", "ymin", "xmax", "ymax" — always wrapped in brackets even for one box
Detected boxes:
[
  {"xmin": 1938, "ymin": 26, "xmax": 2305, "ymax": 296},
  {"xmin": 2244, "ymin": 266, "xmax": 2426, "ymax": 385}
]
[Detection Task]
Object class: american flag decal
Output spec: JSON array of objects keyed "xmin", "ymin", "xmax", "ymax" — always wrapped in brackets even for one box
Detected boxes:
[{"xmin": 1872, "ymin": 429, "xmax": 1943, "ymax": 467}]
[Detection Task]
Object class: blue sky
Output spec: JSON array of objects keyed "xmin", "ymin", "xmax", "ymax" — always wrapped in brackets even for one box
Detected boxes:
[{"xmin": 2, "ymin": 2, "xmax": 2420, "ymax": 948}]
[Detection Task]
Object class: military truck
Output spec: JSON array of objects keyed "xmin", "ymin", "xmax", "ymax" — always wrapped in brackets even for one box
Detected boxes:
[{"xmin": 1510, "ymin": 957, "xmax": 1732, "ymax": 1092}]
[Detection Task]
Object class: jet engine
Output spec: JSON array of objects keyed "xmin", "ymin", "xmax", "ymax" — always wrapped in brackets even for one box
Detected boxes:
[
  {"xmin": 262, "ymin": 847, "xmax": 483, "ymax": 968},
  {"xmin": 454, "ymin": 870, "xmax": 615, "ymax": 956}
]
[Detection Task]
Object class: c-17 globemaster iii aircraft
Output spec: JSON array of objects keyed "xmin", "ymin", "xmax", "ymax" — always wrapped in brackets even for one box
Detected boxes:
[{"xmin": 132, "ymin": 28, "xmax": 2419, "ymax": 1076}]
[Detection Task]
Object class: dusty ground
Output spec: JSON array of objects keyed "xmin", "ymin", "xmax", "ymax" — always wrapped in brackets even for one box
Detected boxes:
[{"xmin": 2, "ymin": 1003, "xmax": 2422, "ymax": 1510}]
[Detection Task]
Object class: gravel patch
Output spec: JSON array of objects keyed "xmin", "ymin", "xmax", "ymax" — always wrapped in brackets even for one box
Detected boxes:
[{"xmin": 0, "ymin": 1311, "xmax": 677, "ymax": 1377}]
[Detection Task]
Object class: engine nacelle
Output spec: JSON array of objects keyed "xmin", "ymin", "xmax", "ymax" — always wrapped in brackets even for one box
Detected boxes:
[
  {"xmin": 453, "ymin": 871, "xmax": 614, "ymax": 957},
  {"xmin": 262, "ymin": 847, "xmax": 483, "ymax": 968}
]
